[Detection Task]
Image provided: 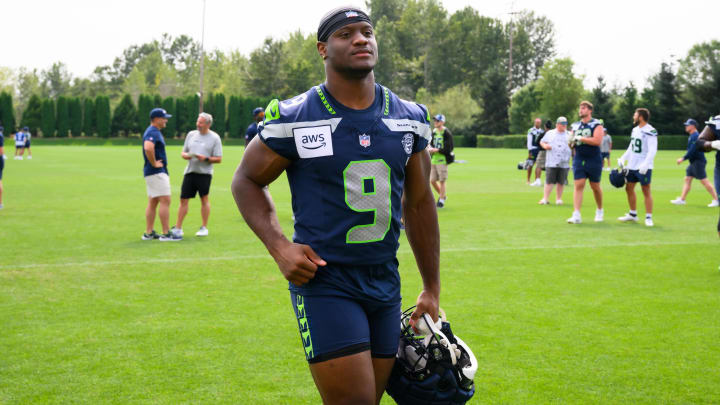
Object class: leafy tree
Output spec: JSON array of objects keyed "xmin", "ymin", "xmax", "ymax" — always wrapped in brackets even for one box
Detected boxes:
[
  {"xmin": 507, "ymin": 11, "xmax": 556, "ymax": 90},
  {"xmin": 677, "ymin": 40, "xmax": 720, "ymax": 123},
  {"xmin": 416, "ymin": 84, "xmax": 480, "ymax": 134},
  {"xmin": 56, "ymin": 96, "xmax": 70, "ymax": 137},
  {"xmin": 21, "ymin": 94, "xmax": 43, "ymax": 134},
  {"xmin": 0, "ymin": 92, "xmax": 16, "ymax": 133},
  {"xmin": 111, "ymin": 94, "xmax": 136, "ymax": 136},
  {"xmin": 535, "ymin": 58, "xmax": 584, "ymax": 122},
  {"xmin": 69, "ymin": 98, "xmax": 83, "ymax": 136},
  {"xmin": 41, "ymin": 62, "xmax": 72, "ymax": 98},
  {"xmin": 41, "ymin": 98, "xmax": 56, "ymax": 137},
  {"xmin": 508, "ymin": 82, "xmax": 540, "ymax": 133},
  {"xmin": 83, "ymin": 97, "xmax": 95, "ymax": 136},
  {"xmin": 95, "ymin": 95, "xmax": 111, "ymax": 138},
  {"xmin": 245, "ymin": 38, "xmax": 286, "ymax": 99}
]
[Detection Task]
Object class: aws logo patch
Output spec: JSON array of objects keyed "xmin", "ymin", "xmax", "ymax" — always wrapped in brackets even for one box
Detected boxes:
[{"xmin": 293, "ymin": 125, "xmax": 334, "ymax": 158}]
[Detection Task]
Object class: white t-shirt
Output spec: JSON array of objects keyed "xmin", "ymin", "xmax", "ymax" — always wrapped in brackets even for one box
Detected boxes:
[
  {"xmin": 183, "ymin": 130, "xmax": 223, "ymax": 175},
  {"xmin": 542, "ymin": 129, "xmax": 571, "ymax": 168},
  {"xmin": 622, "ymin": 124, "xmax": 658, "ymax": 170}
]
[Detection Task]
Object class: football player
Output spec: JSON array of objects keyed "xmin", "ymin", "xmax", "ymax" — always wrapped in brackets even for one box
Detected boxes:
[
  {"xmin": 567, "ymin": 101, "xmax": 604, "ymax": 224},
  {"xmin": 231, "ymin": 6, "xmax": 440, "ymax": 404},
  {"xmin": 617, "ymin": 108, "xmax": 658, "ymax": 226}
]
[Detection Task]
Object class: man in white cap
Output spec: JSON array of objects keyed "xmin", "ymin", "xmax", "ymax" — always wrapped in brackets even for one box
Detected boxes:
[{"xmin": 539, "ymin": 117, "xmax": 571, "ymax": 205}]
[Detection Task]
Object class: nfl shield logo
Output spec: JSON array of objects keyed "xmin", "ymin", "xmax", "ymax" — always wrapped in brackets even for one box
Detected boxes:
[{"xmin": 359, "ymin": 134, "xmax": 371, "ymax": 148}]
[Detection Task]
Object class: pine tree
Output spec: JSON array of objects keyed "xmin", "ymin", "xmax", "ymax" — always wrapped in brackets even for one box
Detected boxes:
[
  {"xmin": 56, "ymin": 96, "xmax": 70, "ymax": 137},
  {"xmin": 96, "ymin": 96, "xmax": 111, "ymax": 138},
  {"xmin": 227, "ymin": 96, "xmax": 242, "ymax": 138},
  {"xmin": 21, "ymin": 94, "xmax": 43, "ymax": 134},
  {"xmin": 175, "ymin": 97, "xmax": 186, "ymax": 137},
  {"xmin": 83, "ymin": 98, "xmax": 95, "ymax": 136},
  {"xmin": 136, "ymin": 94, "xmax": 153, "ymax": 133},
  {"xmin": 0, "ymin": 92, "xmax": 16, "ymax": 133},
  {"xmin": 41, "ymin": 98, "xmax": 56, "ymax": 137},
  {"xmin": 651, "ymin": 63, "xmax": 681, "ymax": 134},
  {"xmin": 112, "ymin": 94, "xmax": 137, "ymax": 136},
  {"xmin": 213, "ymin": 93, "xmax": 226, "ymax": 137},
  {"xmin": 615, "ymin": 83, "xmax": 639, "ymax": 136},
  {"xmin": 161, "ymin": 97, "xmax": 176, "ymax": 137},
  {"xmin": 69, "ymin": 98, "xmax": 83, "ymax": 137}
]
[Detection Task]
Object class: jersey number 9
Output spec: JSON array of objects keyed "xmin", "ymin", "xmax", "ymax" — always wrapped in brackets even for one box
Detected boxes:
[{"xmin": 343, "ymin": 160, "xmax": 392, "ymax": 244}]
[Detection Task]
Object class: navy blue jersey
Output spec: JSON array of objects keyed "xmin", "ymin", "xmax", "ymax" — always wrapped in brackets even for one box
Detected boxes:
[
  {"xmin": 571, "ymin": 118, "xmax": 603, "ymax": 161},
  {"xmin": 246, "ymin": 122, "xmax": 259, "ymax": 143},
  {"xmin": 259, "ymin": 83, "xmax": 431, "ymax": 265},
  {"xmin": 142, "ymin": 125, "xmax": 168, "ymax": 176},
  {"xmin": 683, "ymin": 131, "xmax": 705, "ymax": 163}
]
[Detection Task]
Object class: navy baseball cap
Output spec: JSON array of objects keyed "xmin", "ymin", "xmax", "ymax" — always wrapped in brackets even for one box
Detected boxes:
[
  {"xmin": 252, "ymin": 107, "xmax": 264, "ymax": 116},
  {"xmin": 683, "ymin": 118, "xmax": 698, "ymax": 127},
  {"xmin": 150, "ymin": 108, "xmax": 172, "ymax": 119},
  {"xmin": 433, "ymin": 114, "xmax": 445, "ymax": 122},
  {"xmin": 23, "ymin": 126, "xmax": 28, "ymax": 131}
]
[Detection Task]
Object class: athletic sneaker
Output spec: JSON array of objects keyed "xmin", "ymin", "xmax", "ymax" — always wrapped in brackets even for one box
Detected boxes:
[
  {"xmin": 27, "ymin": 156, "xmax": 32, "ymax": 160},
  {"xmin": 645, "ymin": 217, "xmax": 654, "ymax": 227},
  {"xmin": 538, "ymin": 199, "xmax": 548, "ymax": 205},
  {"xmin": 142, "ymin": 230, "xmax": 160, "ymax": 240},
  {"xmin": 0, "ymin": 204, "xmax": 4, "ymax": 209},
  {"xmin": 670, "ymin": 198, "xmax": 686, "ymax": 205},
  {"xmin": 594, "ymin": 210, "xmax": 604, "ymax": 222},
  {"xmin": 567, "ymin": 214, "xmax": 582, "ymax": 224},
  {"xmin": 437, "ymin": 198, "xmax": 445, "ymax": 208},
  {"xmin": 196, "ymin": 226, "xmax": 209, "ymax": 237},
  {"xmin": 159, "ymin": 232, "xmax": 182, "ymax": 242},
  {"xmin": 555, "ymin": 199, "xmax": 563, "ymax": 205},
  {"xmin": 170, "ymin": 226, "xmax": 184, "ymax": 238},
  {"xmin": 530, "ymin": 179, "xmax": 542, "ymax": 187},
  {"xmin": 708, "ymin": 200, "xmax": 719, "ymax": 207},
  {"xmin": 618, "ymin": 213, "xmax": 639, "ymax": 222}
]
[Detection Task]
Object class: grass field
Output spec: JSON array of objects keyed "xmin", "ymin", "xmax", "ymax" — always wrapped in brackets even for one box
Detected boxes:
[{"xmin": 1, "ymin": 145, "xmax": 719, "ymax": 404}]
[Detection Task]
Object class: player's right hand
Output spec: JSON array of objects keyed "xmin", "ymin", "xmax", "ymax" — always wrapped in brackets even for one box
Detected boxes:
[
  {"xmin": 273, "ymin": 242, "xmax": 326, "ymax": 286},
  {"xmin": 153, "ymin": 160, "xmax": 164, "ymax": 168},
  {"xmin": 711, "ymin": 140, "xmax": 720, "ymax": 151}
]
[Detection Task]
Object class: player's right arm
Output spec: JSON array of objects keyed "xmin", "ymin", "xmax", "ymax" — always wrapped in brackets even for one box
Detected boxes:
[
  {"xmin": 697, "ymin": 124, "xmax": 719, "ymax": 151},
  {"xmin": 143, "ymin": 140, "xmax": 163, "ymax": 168},
  {"xmin": 231, "ymin": 138, "xmax": 326, "ymax": 286}
]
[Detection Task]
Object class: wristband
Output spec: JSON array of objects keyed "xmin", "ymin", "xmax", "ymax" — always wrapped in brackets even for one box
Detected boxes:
[{"xmin": 205, "ymin": 157, "xmax": 209, "ymax": 162}]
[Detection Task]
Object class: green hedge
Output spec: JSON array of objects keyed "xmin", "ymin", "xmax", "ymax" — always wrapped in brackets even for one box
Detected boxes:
[
  {"xmin": 27, "ymin": 136, "xmax": 249, "ymax": 146},
  {"xmin": 476, "ymin": 134, "xmax": 689, "ymax": 150}
]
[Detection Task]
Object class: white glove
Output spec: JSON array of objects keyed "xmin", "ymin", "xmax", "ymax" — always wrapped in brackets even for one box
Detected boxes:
[
  {"xmin": 711, "ymin": 140, "xmax": 720, "ymax": 151},
  {"xmin": 638, "ymin": 163, "xmax": 649, "ymax": 175},
  {"xmin": 573, "ymin": 135, "xmax": 583, "ymax": 145},
  {"xmin": 617, "ymin": 158, "xmax": 624, "ymax": 170}
]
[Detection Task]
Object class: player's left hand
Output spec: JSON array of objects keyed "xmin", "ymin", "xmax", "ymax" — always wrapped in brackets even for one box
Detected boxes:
[{"xmin": 410, "ymin": 289, "xmax": 439, "ymax": 330}]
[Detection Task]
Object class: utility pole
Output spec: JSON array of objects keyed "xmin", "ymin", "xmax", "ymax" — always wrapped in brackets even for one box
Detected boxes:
[
  {"xmin": 507, "ymin": 2, "xmax": 520, "ymax": 91},
  {"xmin": 198, "ymin": 0, "xmax": 207, "ymax": 113}
]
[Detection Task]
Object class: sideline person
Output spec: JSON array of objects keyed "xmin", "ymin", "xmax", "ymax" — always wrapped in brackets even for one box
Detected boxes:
[
  {"xmin": 245, "ymin": 107, "xmax": 265, "ymax": 146},
  {"xmin": 526, "ymin": 118, "xmax": 544, "ymax": 186},
  {"xmin": 601, "ymin": 127, "xmax": 611, "ymax": 170},
  {"xmin": 171, "ymin": 112, "xmax": 223, "ymax": 239},
  {"xmin": 671, "ymin": 118, "xmax": 718, "ymax": 207},
  {"xmin": 539, "ymin": 117, "xmax": 571, "ymax": 205},
  {"xmin": 231, "ymin": 7, "xmax": 440, "ymax": 403},
  {"xmin": 429, "ymin": 114, "xmax": 453, "ymax": 208}
]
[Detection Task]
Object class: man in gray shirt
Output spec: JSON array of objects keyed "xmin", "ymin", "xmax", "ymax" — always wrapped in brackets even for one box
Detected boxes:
[
  {"xmin": 601, "ymin": 128, "xmax": 612, "ymax": 171},
  {"xmin": 172, "ymin": 112, "xmax": 223, "ymax": 239}
]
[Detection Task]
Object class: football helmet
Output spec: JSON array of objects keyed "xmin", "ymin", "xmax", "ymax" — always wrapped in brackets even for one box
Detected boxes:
[
  {"xmin": 517, "ymin": 159, "xmax": 534, "ymax": 170},
  {"xmin": 609, "ymin": 168, "xmax": 627, "ymax": 188},
  {"xmin": 386, "ymin": 307, "xmax": 477, "ymax": 405}
]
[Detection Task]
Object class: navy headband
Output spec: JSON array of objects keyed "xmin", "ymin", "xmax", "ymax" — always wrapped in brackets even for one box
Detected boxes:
[{"xmin": 317, "ymin": 7, "xmax": 373, "ymax": 42}]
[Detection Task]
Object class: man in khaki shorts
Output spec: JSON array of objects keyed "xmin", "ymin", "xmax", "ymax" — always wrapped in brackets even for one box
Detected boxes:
[
  {"xmin": 429, "ymin": 114, "xmax": 453, "ymax": 208},
  {"xmin": 142, "ymin": 108, "xmax": 180, "ymax": 241}
]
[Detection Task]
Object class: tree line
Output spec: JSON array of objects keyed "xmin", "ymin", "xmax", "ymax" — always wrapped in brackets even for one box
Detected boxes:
[
  {"xmin": 0, "ymin": 91, "xmax": 271, "ymax": 138},
  {"xmin": 0, "ymin": 0, "xmax": 718, "ymax": 140}
]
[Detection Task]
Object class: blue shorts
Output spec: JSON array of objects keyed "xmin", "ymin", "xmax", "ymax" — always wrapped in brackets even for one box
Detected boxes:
[
  {"xmin": 529, "ymin": 149, "xmax": 539, "ymax": 160},
  {"xmin": 626, "ymin": 169, "xmax": 652, "ymax": 185},
  {"xmin": 601, "ymin": 152, "xmax": 610, "ymax": 159},
  {"xmin": 573, "ymin": 158, "xmax": 602, "ymax": 183},
  {"xmin": 289, "ymin": 259, "xmax": 401, "ymax": 363},
  {"xmin": 0, "ymin": 158, "xmax": 3, "ymax": 179},
  {"xmin": 25, "ymin": 140, "xmax": 30, "ymax": 148},
  {"xmin": 686, "ymin": 160, "xmax": 707, "ymax": 180}
]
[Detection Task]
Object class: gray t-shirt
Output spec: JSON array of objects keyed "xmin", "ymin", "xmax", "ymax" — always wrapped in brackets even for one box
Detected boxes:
[
  {"xmin": 542, "ymin": 129, "xmax": 571, "ymax": 168},
  {"xmin": 183, "ymin": 130, "xmax": 223, "ymax": 175},
  {"xmin": 601, "ymin": 134, "xmax": 612, "ymax": 153}
]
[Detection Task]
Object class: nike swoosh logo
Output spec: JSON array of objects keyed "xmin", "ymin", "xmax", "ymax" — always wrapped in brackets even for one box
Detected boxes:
[{"xmin": 302, "ymin": 142, "xmax": 326, "ymax": 150}]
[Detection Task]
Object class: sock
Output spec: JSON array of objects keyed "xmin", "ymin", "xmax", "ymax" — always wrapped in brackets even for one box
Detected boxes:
[
  {"xmin": 629, "ymin": 210, "xmax": 637, "ymax": 216},
  {"xmin": 596, "ymin": 208, "xmax": 603, "ymax": 214},
  {"xmin": 646, "ymin": 213, "xmax": 652, "ymax": 219},
  {"xmin": 573, "ymin": 210, "xmax": 581, "ymax": 217}
]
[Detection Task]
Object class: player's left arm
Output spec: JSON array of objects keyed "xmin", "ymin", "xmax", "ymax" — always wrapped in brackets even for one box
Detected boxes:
[{"xmin": 403, "ymin": 149, "xmax": 440, "ymax": 324}]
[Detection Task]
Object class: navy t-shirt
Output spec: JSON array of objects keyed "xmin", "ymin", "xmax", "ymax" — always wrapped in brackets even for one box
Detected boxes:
[
  {"xmin": 142, "ymin": 125, "xmax": 168, "ymax": 176},
  {"xmin": 246, "ymin": 122, "xmax": 259, "ymax": 143},
  {"xmin": 259, "ymin": 83, "xmax": 431, "ymax": 266}
]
